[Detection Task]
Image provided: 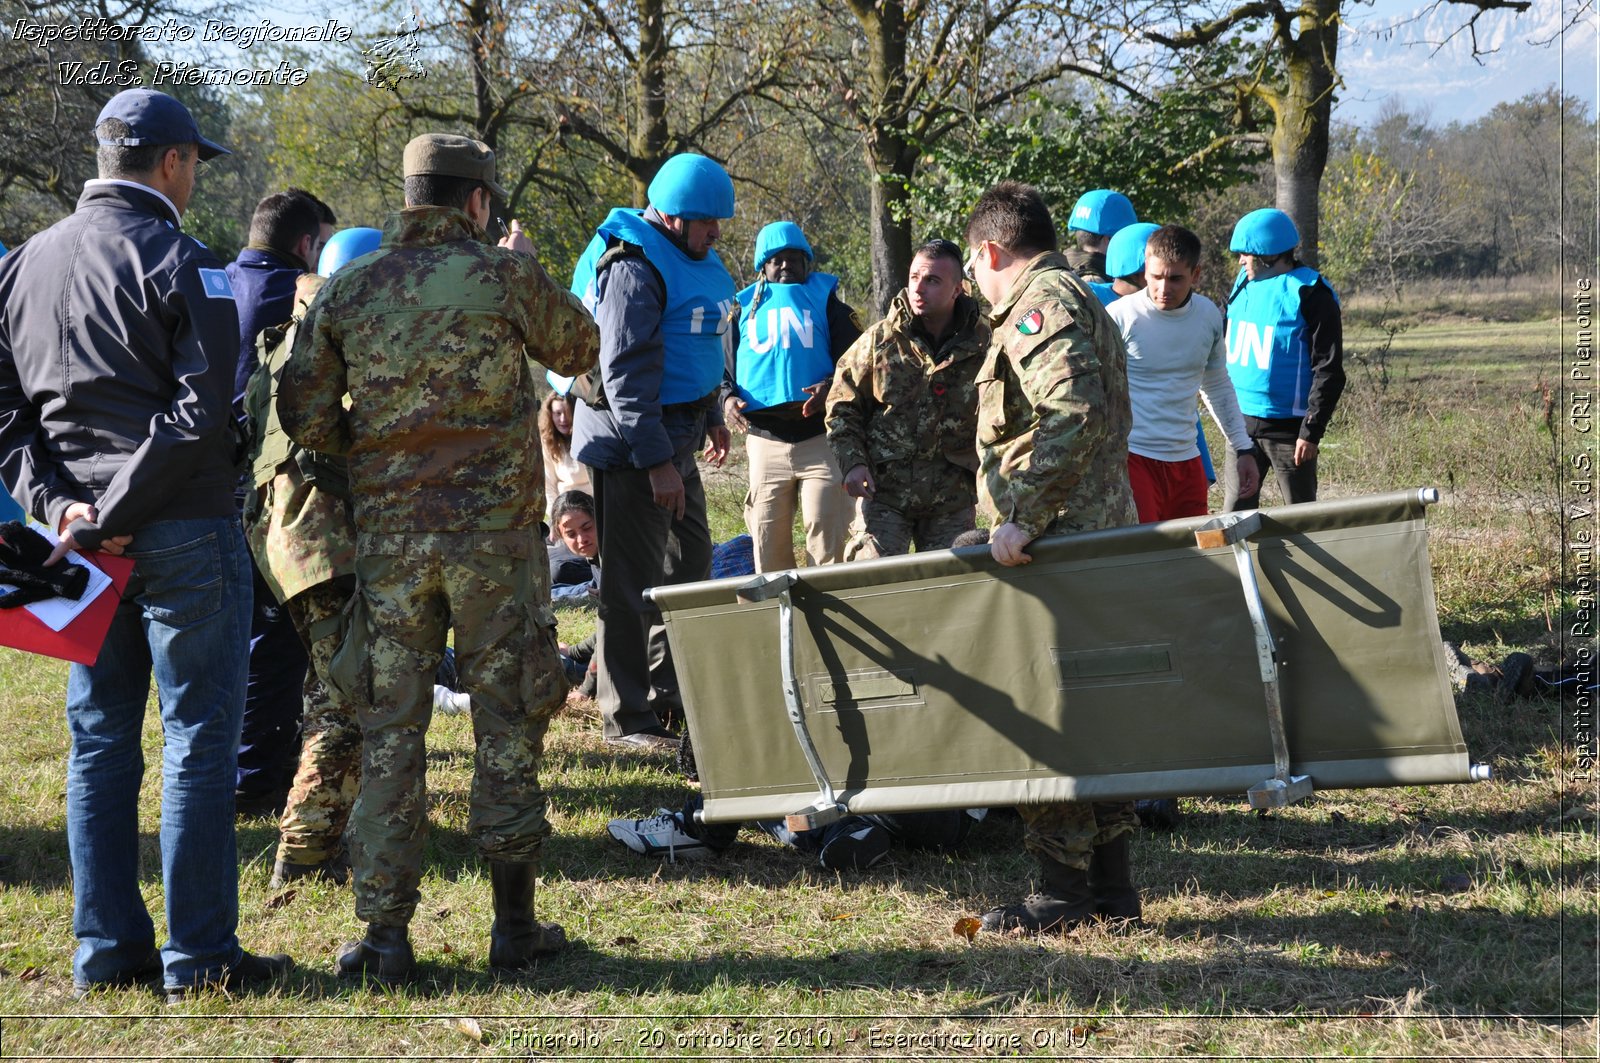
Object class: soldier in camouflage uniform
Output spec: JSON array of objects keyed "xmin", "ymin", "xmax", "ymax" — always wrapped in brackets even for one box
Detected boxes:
[
  {"xmin": 824, "ymin": 240, "xmax": 989, "ymax": 558},
  {"xmin": 963, "ymin": 181, "xmax": 1145, "ymax": 934},
  {"xmin": 278, "ymin": 134, "xmax": 598, "ymax": 981},
  {"xmin": 244, "ymin": 233, "xmax": 382, "ymax": 890}
]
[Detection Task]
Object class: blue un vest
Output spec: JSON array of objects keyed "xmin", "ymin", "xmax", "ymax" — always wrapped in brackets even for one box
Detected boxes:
[
  {"xmin": 564, "ymin": 208, "xmax": 733, "ymax": 404},
  {"xmin": 734, "ymin": 273, "xmax": 838, "ymax": 410},
  {"xmin": 1224, "ymin": 266, "xmax": 1336, "ymax": 419}
]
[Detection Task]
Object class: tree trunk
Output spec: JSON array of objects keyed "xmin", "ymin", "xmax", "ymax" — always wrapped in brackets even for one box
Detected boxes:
[
  {"xmin": 632, "ymin": 0, "xmax": 669, "ymax": 207},
  {"xmin": 465, "ymin": 0, "xmax": 494, "ymax": 147},
  {"xmin": 866, "ymin": 139, "xmax": 915, "ymax": 317},
  {"xmin": 1270, "ymin": 0, "xmax": 1339, "ymax": 267},
  {"xmin": 859, "ymin": 0, "xmax": 913, "ymax": 317}
]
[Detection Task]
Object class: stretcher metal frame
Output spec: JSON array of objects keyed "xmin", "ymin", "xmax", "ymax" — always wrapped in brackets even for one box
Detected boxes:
[{"xmin": 651, "ymin": 488, "xmax": 1488, "ymax": 826}]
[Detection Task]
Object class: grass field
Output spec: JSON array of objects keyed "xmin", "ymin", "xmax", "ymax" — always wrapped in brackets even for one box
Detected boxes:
[{"xmin": 0, "ymin": 291, "xmax": 1593, "ymax": 1060}]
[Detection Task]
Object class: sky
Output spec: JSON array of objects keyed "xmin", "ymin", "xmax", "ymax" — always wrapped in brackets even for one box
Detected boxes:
[
  {"xmin": 242, "ymin": 0, "xmax": 1597, "ymax": 129},
  {"xmin": 1336, "ymin": 0, "xmax": 1597, "ymax": 125}
]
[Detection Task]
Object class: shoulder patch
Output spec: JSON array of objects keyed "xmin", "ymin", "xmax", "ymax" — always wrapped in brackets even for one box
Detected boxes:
[
  {"xmin": 1016, "ymin": 307, "xmax": 1044, "ymax": 336},
  {"xmin": 197, "ymin": 268, "xmax": 235, "ymax": 300}
]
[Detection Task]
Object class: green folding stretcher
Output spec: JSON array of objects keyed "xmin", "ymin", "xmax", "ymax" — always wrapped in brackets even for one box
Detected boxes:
[{"xmin": 648, "ymin": 489, "xmax": 1487, "ymax": 828}]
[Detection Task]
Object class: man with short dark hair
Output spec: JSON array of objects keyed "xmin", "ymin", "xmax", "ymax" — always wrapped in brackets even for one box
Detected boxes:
[
  {"xmin": 0, "ymin": 87, "xmax": 293, "ymax": 1000},
  {"xmin": 963, "ymin": 180, "xmax": 1145, "ymax": 934},
  {"xmin": 281, "ymin": 132, "xmax": 597, "ymax": 981},
  {"xmin": 227, "ymin": 188, "xmax": 337, "ymax": 820},
  {"xmin": 824, "ymin": 239, "xmax": 988, "ymax": 558}
]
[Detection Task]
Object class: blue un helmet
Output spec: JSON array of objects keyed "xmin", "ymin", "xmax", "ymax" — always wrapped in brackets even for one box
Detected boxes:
[
  {"xmin": 1105, "ymin": 222, "xmax": 1162, "ymax": 281},
  {"xmin": 752, "ymin": 221, "xmax": 812, "ymax": 272},
  {"xmin": 1230, "ymin": 209, "xmax": 1300, "ymax": 256},
  {"xmin": 318, "ymin": 227, "xmax": 383, "ymax": 277},
  {"xmin": 1068, "ymin": 189, "xmax": 1137, "ymax": 237},
  {"xmin": 647, "ymin": 153, "xmax": 735, "ymax": 220}
]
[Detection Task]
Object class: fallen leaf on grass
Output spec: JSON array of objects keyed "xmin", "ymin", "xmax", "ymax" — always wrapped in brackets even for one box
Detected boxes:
[
  {"xmin": 440, "ymin": 942, "xmax": 453, "ymax": 954},
  {"xmin": 829, "ymin": 912, "xmax": 854, "ymax": 921},
  {"xmin": 1321, "ymin": 890, "xmax": 1338, "ymax": 898},
  {"xmin": 265, "ymin": 889, "xmax": 297, "ymax": 911},
  {"xmin": 953, "ymin": 918, "xmax": 981, "ymax": 942},
  {"xmin": 18, "ymin": 966, "xmax": 42, "ymax": 982},
  {"xmin": 434, "ymin": 907, "xmax": 451, "ymax": 920},
  {"xmin": 453, "ymin": 1017, "xmax": 484, "ymax": 1044},
  {"xmin": 611, "ymin": 936, "xmax": 638, "ymax": 947}
]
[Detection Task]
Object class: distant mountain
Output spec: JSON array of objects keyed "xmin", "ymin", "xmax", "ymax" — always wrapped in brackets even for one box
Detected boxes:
[{"xmin": 1338, "ymin": 0, "xmax": 1596, "ymax": 124}]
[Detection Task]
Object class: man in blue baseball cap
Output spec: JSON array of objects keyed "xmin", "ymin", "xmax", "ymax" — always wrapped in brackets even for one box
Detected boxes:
[
  {"xmin": 0, "ymin": 87, "xmax": 295, "ymax": 1000},
  {"xmin": 569, "ymin": 152, "xmax": 737, "ymax": 752},
  {"xmin": 1221, "ymin": 208, "xmax": 1345, "ymax": 510}
]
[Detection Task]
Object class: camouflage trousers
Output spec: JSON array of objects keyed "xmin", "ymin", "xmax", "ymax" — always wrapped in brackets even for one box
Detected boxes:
[
  {"xmin": 345, "ymin": 530, "xmax": 566, "ymax": 928},
  {"xmin": 276, "ymin": 575, "xmax": 362, "ymax": 866},
  {"xmin": 843, "ymin": 502, "xmax": 976, "ymax": 561},
  {"xmin": 1019, "ymin": 800, "xmax": 1139, "ymax": 871}
]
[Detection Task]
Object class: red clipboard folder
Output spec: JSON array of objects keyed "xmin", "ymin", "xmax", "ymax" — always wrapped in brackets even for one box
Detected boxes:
[{"xmin": 0, "ymin": 552, "xmax": 136, "ymax": 667}]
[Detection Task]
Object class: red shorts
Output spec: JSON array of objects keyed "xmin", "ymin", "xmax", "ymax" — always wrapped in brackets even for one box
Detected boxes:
[{"xmin": 1127, "ymin": 452, "xmax": 1210, "ymax": 524}]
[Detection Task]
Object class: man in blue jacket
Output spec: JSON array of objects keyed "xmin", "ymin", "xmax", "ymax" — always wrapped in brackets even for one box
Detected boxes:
[
  {"xmin": 0, "ymin": 88, "xmax": 292, "ymax": 1001},
  {"xmin": 570, "ymin": 153, "xmax": 735, "ymax": 751},
  {"xmin": 1222, "ymin": 209, "xmax": 1345, "ymax": 510},
  {"xmin": 226, "ymin": 189, "xmax": 335, "ymax": 818}
]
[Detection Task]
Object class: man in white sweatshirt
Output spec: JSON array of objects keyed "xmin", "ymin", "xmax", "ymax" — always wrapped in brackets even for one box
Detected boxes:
[{"xmin": 1107, "ymin": 225, "xmax": 1259, "ymax": 521}]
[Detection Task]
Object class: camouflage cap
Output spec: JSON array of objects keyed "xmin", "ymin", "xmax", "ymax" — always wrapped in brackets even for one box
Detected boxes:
[{"xmin": 403, "ymin": 133, "xmax": 508, "ymax": 201}]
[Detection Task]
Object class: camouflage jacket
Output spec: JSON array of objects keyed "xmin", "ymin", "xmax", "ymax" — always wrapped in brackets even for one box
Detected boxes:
[
  {"xmin": 279, "ymin": 207, "xmax": 598, "ymax": 533},
  {"xmin": 824, "ymin": 290, "xmax": 989, "ymax": 517},
  {"xmin": 243, "ymin": 274, "xmax": 355, "ymax": 604},
  {"xmin": 1064, "ymin": 247, "xmax": 1109, "ymax": 285},
  {"xmin": 977, "ymin": 251, "xmax": 1136, "ymax": 540}
]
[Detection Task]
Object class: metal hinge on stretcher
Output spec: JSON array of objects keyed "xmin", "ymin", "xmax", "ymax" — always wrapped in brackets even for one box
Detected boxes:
[
  {"xmin": 1193, "ymin": 510, "xmax": 1314, "ymax": 809},
  {"xmin": 735, "ymin": 572, "xmax": 846, "ymax": 832}
]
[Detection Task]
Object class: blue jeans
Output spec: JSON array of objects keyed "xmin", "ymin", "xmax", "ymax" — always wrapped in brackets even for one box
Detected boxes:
[{"xmin": 65, "ymin": 517, "xmax": 252, "ymax": 989}]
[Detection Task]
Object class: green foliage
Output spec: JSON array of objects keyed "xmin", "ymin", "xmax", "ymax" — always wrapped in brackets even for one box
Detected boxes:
[{"xmin": 908, "ymin": 86, "xmax": 1266, "ymax": 240}]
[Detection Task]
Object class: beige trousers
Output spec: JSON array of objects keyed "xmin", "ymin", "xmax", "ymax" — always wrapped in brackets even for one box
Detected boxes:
[{"xmin": 744, "ymin": 432, "xmax": 855, "ymax": 572}]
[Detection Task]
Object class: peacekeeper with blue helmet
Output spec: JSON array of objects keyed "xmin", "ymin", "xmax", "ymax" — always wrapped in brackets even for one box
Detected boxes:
[
  {"xmin": 1064, "ymin": 188, "xmax": 1137, "ymax": 285},
  {"xmin": 569, "ymin": 152, "xmax": 736, "ymax": 752},
  {"xmin": 722, "ymin": 221, "xmax": 863, "ymax": 572},
  {"xmin": 1221, "ymin": 208, "xmax": 1345, "ymax": 511}
]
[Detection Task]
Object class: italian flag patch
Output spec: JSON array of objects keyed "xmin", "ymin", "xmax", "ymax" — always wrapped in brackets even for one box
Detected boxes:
[{"xmin": 1016, "ymin": 308, "xmax": 1044, "ymax": 335}]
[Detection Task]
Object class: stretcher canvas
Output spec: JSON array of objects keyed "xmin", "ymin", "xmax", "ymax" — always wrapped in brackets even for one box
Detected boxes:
[{"xmin": 651, "ymin": 490, "xmax": 1476, "ymax": 824}]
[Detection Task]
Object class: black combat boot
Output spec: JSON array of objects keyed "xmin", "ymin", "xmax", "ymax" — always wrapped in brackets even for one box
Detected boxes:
[
  {"xmin": 1088, "ymin": 833, "xmax": 1144, "ymax": 928},
  {"xmin": 335, "ymin": 925, "xmax": 415, "ymax": 984},
  {"xmin": 978, "ymin": 856, "xmax": 1097, "ymax": 933},
  {"xmin": 269, "ymin": 850, "xmax": 350, "ymax": 889},
  {"xmin": 487, "ymin": 861, "xmax": 568, "ymax": 970}
]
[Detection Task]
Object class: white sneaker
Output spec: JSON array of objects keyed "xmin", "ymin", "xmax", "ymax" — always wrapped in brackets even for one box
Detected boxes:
[
  {"xmin": 606, "ymin": 809, "xmax": 709, "ymax": 863},
  {"xmin": 433, "ymin": 685, "xmax": 470, "ymax": 716}
]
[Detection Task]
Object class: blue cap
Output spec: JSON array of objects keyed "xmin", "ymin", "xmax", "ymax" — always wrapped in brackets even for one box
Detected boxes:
[
  {"xmin": 318, "ymin": 227, "xmax": 382, "ymax": 277},
  {"xmin": 1105, "ymin": 222, "xmax": 1161, "ymax": 280},
  {"xmin": 96, "ymin": 89, "xmax": 230, "ymax": 161},
  {"xmin": 752, "ymin": 221, "xmax": 812, "ymax": 272},
  {"xmin": 647, "ymin": 153, "xmax": 735, "ymax": 220},
  {"xmin": 1068, "ymin": 189, "xmax": 1136, "ymax": 236},
  {"xmin": 1230, "ymin": 208, "xmax": 1299, "ymax": 256}
]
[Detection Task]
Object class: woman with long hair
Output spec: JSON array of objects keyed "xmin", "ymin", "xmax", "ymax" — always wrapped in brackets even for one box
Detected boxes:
[{"xmin": 539, "ymin": 390, "xmax": 591, "ymax": 528}]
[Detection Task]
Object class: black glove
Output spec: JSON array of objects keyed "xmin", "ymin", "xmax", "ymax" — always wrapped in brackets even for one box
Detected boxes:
[{"xmin": 0, "ymin": 521, "xmax": 90, "ymax": 608}]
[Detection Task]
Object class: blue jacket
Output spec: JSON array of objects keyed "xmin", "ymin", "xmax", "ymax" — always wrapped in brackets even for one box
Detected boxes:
[
  {"xmin": 572, "ymin": 208, "xmax": 728, "ymax": 471},
  {"xmin": 0, "ymin": 181, "xmax": 241, "ymax": 546},
  {"xmin": 227, "ymin": 247, "xmax": 305, "ymax": 424}
]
